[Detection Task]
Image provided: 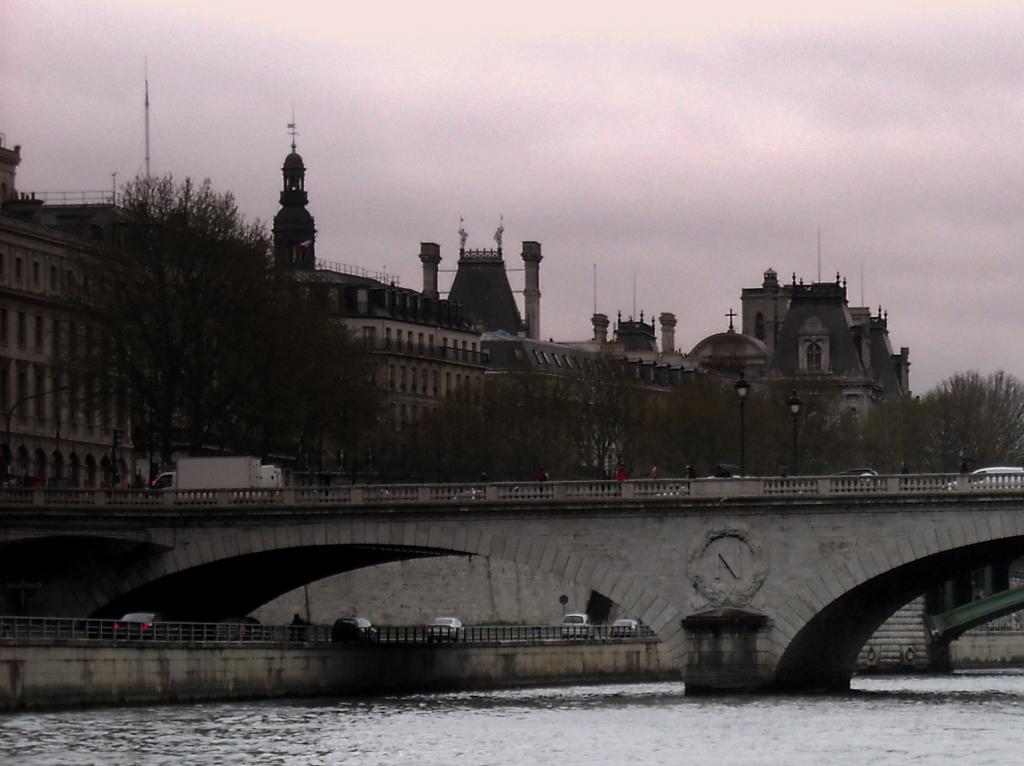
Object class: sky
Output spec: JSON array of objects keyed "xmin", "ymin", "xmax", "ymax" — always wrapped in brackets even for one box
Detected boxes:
[{"xmin": 4, "ymin": 0, "xmax": 1024, "ymax": 392}]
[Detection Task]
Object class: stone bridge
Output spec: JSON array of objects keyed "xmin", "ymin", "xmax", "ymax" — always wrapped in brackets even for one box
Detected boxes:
[{"xmin": 3, "ymin": 473, "xmax": 1024, "ymax": 693}]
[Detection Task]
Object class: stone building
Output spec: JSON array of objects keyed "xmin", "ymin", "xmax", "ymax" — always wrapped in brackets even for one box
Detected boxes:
[
  {"xmin": 0, "ymin": 137, "xmax": 129, "ymax": 486},
  {"xmin": 270, "ymin": 142, "xmax": 486, "ymax": 433}
]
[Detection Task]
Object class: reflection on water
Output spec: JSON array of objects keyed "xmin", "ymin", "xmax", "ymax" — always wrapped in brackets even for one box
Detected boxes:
[{"xmin": 3, "ymin": 672, "xmax": 1024, "ymax": 765}]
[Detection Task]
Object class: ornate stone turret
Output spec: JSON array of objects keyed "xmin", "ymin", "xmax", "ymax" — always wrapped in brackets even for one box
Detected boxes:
[{"xmin": 272, "ymin": 127, "xmax": 316, "ymax": 270}]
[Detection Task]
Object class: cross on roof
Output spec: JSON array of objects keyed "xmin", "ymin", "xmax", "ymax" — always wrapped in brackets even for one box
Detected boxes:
[{"xmin": 725, "ymin": 307, "xmax": 737, "ymax": 332}]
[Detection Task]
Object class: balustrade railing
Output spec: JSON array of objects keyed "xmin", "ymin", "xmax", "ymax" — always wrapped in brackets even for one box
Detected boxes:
[
  {"xmin": 0, "ymin": 473, "xmax": 1021, "ymax": 509},
  {"xmin": 0, "ymin": 616, "xmax": 658, "ymax": 645}
]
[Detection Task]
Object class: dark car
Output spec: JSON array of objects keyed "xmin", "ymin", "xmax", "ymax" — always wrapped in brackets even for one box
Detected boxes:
[
  {"xmin": 113, "ymin": 611, "xmax": 163, "ymax": 639},
  {"xmin": 331, "ymin": 616, "xmax": 377, "ymax": 643},
  {"xmin": 216, "ymin": 616, "xmax": 263, "ymax": 641}
]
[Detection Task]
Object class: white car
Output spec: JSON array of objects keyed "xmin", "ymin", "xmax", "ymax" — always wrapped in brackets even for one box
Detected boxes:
[
  {"xmin": 610, "ymin": 618, "xmax": 640, "ymax": 638},
  {"xmin": 426, "ymin": 616, "xmax": 464, "ymax": 642},
  {"xmin": 560, "ymin": 613, "xmax": 592, "ymax": 639}
]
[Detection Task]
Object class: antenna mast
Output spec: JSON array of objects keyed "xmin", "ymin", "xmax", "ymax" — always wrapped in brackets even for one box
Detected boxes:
[
  {"xmin": 144, "ymin": 58, "xmax": 151, "ymax": 178},
  {"xmin": 816, "ymin": 225, "xmax": 821, "ymax": 282},
  {"xmin": 593, "ymin": 264, "xmax": 597, "ymax": 314}
]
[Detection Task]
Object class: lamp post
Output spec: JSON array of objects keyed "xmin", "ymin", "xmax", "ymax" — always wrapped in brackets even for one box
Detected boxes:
[
  {"xmin": 787, "ymin": 390, "xmax": 801, "ymax": 475},
  {"xmin": 734, "ymin": 372, "xmax": 750, "ymax": 476},
  {"xmin": 4, "ymin": 386, "xmax": 68, "ymax": 482}
]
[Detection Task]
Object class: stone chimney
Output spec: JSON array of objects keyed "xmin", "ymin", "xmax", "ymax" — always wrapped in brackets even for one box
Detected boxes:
[
  {"xmin": 592, "ymin": 313, "xmax": 609, "ymax": 344},
  {"xmin": 659, "ymin": 312, "xmax": 677, "ymax": 354},
  {"xmin": 419, "ymin": 242, "xmax": 441, "ymax": 299},
  {"xmin": 521, "ymin": 241, "xmax": 543, "ymax": 340}
]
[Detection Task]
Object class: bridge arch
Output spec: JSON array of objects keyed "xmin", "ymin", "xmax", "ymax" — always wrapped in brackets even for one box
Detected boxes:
[
  {"xmin": 771, "ymin": 512, "xmax": 1024, "ymax": 690},
  {"xmin": 77, "ymin": 519, "xmax": 685, "ymax": 653}
]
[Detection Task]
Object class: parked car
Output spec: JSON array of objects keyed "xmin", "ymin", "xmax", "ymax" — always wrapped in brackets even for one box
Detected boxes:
[
  {"xmin": 114, "ymin": 611, "xmax": 162, "ymax": 639},
  {"xmin": 426, "ymin": 616, "xmax": 464, "ymax": 642},
  {"xmin": 331, "ymin": 616, "xmax": 378, "ymax": 643},
  {"xmin": 834, "ymin": 468, "xmax": 879, "ymax": 477},
  {"xmin": 560, "ymin": 613, "xmax": 592, "ymax": 639},
  {"xmin": 216, "ymin": 616, "xmax": 262, "ymax": 640},
  {"xmin": 610, "ymin": 618, "xmax": 640, "ymax": 638},
  {"xmin": 969, "ymin": 467, "xmax": 1024, "ymax": 489}
]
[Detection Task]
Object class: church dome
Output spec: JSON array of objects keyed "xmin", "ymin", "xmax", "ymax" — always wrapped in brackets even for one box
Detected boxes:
[{"xmin": 283, "ymin": 151, "xmax": 305, "ymax": 170}]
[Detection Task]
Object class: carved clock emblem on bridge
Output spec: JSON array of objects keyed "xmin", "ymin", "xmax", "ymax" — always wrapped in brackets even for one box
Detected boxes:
[{"xmin": 688, "ymin": 527, "xmax": 766, "ymax": 606}]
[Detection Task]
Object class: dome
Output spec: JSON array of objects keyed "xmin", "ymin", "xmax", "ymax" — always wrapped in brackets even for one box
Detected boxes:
[
  {"xmin": 689, "ymin": 331, "xmax": 768, "ymax": 373},
  {"xmin": 283, "ymin": 151, "xmax": 305, "ymax": 170}
]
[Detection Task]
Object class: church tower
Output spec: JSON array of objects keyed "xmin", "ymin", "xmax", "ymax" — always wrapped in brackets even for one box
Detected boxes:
[{"xmin": 272, "ymin": 125, "xmax": 316, "ymax": 270}]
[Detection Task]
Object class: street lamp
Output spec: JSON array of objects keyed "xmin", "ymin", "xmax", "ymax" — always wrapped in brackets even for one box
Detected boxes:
[
  {"xmin": 4, "ymin": 386, "xmax": 69, "ymax": 481},
  {"xmin": 734, "ymin": 372, "xmax": 750, "ymax": 476},
  {"xmin": 787, "ymin": 390, "xmax": 801, "ymax": 475}
]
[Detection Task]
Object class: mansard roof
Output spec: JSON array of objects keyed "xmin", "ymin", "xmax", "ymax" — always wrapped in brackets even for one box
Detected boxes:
[
  {"xmin": 447, "ymin": 249, "xmax": 523, "ymax": 334},
  {"xmin": 771, "ymin": 282, "xmax": 864, "ymax": 376}
]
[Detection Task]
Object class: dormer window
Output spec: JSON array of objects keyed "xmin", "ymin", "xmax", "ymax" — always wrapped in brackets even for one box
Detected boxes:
[{"xmin": 798, "ymin": 316, "xmax": 830, "ymax": 373}]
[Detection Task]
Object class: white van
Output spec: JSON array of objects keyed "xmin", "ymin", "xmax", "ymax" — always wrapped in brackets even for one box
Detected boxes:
[{"xmin": 969, "ymin": 467, "xmax": 1024, "ymax": 489}]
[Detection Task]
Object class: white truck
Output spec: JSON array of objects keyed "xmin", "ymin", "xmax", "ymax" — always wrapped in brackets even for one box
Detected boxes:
[{"xmin": 152, "ymin": 456, "xmax": 282, "ymax": 490}]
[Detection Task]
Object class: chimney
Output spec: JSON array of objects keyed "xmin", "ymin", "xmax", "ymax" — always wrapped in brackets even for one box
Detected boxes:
[
  {"xmin": 659, "ymin": 312, "xmax": 677, "ymax": 354},
  {"xmin": 419, "ymin": 242, "xmax": 441, "ymax": 299},
  {"xmin": 521, "ymin": 241, "xmax": 543, "ymax": 340},
  {"xmin": 592, "ymin": 313, "xmax": 609, "ymax": 344}
]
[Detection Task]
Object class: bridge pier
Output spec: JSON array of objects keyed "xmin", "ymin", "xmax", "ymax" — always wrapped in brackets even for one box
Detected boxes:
[{"xmin": 681, "ymin": 609, "xmax": 774, "ymax": 693}]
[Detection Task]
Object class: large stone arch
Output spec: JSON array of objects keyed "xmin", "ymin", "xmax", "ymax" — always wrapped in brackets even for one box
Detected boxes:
[
  {"xmin": 771, "ymin": 510, "xmax": 1024, "ymax": 689},
  {"xmin": 72, "ymin": 518, "xmax": 686, "ymax": 658}
]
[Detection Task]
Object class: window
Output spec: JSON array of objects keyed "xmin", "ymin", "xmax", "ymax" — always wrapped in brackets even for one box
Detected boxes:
[
  {"xmin": 420, "ymin": 368, "xmax": 427, "ymax": 393},
  {"xmin": 16, "ymin": 312, "xmax": 25, "ymax": 346},
  {"xmin": 34, "ymin": 369, "xmax": 44, "ymax": 418},
  {"xmin": 52, "ymin": 319, "xmax": 61, "ymax": 354},
  {"xmin": 806, "ymin": 342, "xmax": 822, "ymax": 371},
  {"xmin": 400, "ymin": 366, "xmax": 407, "ymax": 392},
  {"xmin": 755, "ymin": 313, "xmax": 765, "ymax": 341},
  {"xmin": 418, "ymin": 333, "xmax": 424, "ymax": 353},
  {"xmin": 15, "ymin": 257, "xmax": 22, "ymax": 282},
  {"xmin": 396, "ymin": 330, "xmax": 402, "ymax": 350},
  {"xmin": 50, "ymin": 265, "xmax": 57, "ymax": 291},
  {"xmin": 385, "ymin": 327, "xmax": 392, "ymax": 349},
  {"xmin": 0, "ymin": 366, "xmax": 7, "ymax": 411},
  {"xmin": 362, "ymin": 326, "xmax": 376, "ymax": 346},
  {"xmin": 32, "ymin": 261, "xmax": 40, "ymax": 287},
  {"xmin": 0, "ymin": 309, "xmax": 6, "ymax": 343},
  {"xmin": 35, "ymin": 315, "xmax": 44, "ymax": 350},
  {"xmin": 388, "ymin": 364, "xmax": 395, "ymax": 389},
  {"xmin": 445, "ymin": 372, "xmax": 451, "ymax": 395},
  {"xmin": 432, "ymin": 370, "xmax": 439, "ymax": 395}
]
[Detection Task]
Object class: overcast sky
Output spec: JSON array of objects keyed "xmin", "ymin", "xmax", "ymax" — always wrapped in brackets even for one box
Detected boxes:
[{"xmin": 5, "ymin": 1, "xmax": 1024, "ymax": 391}]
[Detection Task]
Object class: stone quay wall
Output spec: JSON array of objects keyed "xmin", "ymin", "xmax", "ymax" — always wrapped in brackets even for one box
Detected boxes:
[{"xmin": 0, "ymin": 640, "xmax": 678, "ymax": 710}]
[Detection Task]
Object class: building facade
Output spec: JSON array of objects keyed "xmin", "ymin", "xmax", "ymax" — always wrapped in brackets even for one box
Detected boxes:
[{"xmin": 0, "ymin": 138, "xmax": 129, "ymax": 486}]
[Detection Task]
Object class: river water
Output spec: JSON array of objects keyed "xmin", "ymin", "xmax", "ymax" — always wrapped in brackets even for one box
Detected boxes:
[{"xmin": 3, "ymin": 672, "xmax": 1024, "ymax": 765}]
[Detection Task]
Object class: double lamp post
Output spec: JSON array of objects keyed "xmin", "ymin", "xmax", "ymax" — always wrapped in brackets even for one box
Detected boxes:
[{"xmin": 733, "ymin": 376, "xmax": 802, "ymax": 477}]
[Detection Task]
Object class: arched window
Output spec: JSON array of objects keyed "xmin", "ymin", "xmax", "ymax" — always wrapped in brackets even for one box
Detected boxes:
[
  {"xmin": 806, "ymin": 342, "xmax": 822, "ymax": 371},
  {"xmin": 754, "ymin": 313, "xmax": 765, "ymax": 340}
]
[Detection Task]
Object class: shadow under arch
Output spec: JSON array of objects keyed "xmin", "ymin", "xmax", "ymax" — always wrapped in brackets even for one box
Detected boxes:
[
  {"xmin": 775, "ymin": 534, "xmax": 1024, "ymax": 691},
  {"xmin": 92, "ymin": 524, "xmax": 683, "ymax": 651}
]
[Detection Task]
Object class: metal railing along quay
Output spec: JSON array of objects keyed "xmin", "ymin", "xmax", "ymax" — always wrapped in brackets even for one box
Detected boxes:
[
  {"xmin": 0, "ymin": 472, "xmax": 1022, "ymax": 509},
  {"xmin": 0, "ymin": 616, "xmax": 658, "ymax": 646}
]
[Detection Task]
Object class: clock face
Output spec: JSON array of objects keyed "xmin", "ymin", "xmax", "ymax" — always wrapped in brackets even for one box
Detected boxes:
[{"xmin": 689, "ymin": 528, "xmax": 766, "ymax": 606}]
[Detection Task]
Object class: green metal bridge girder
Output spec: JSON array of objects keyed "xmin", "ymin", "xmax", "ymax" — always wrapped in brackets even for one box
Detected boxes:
[{"xmin": 926, "ymin": 585, "xmax": 1024, "ymax": 642}]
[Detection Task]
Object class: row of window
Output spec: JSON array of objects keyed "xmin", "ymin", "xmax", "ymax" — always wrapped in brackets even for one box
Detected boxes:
[
  {"xmin": 0, "ymin": 245, "xmax": 77, "ymax": 296},
  {"xmin": 0, "ymin": 308, "xmax": 96, "ymax": 357},
  {"xmin": 0, "ymin": 360, "xmax": 127, "ymax": 430},
  {"xmin": 367, "ymin": 326, "xmax": 479, "ymax": 361},
  {"xmin": 387, "ymin": 363, "xmax": 482, "ymax": 398},
  {"xmin": 514, "ymin": 347, "xmax": 600, "ymax": 372}
]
